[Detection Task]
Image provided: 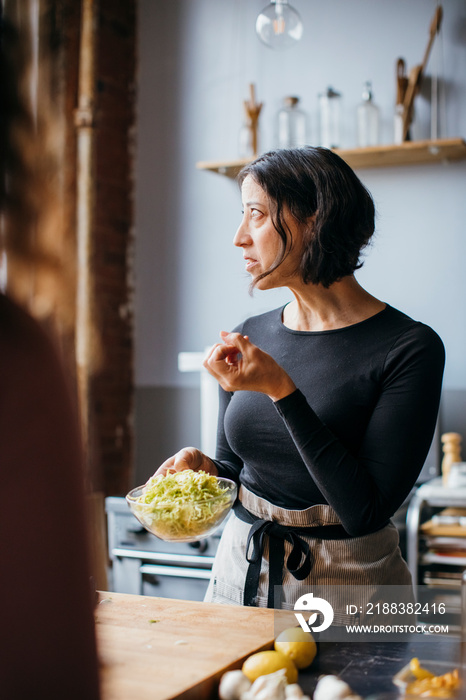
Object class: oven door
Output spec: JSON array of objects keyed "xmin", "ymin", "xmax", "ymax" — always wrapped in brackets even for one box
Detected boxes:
[{"xmin": 140, "ymin": 563, "xmax": 212, "ymax": 601}]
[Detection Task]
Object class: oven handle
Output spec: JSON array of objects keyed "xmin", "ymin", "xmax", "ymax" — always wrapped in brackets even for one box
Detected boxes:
[
  {"xmin": 112, "ymin": 547, "xmax": 215, "ymax": 568},
  {"xmin": 140, "ymin": 564, "xmax": 212, "ymax": 580}
]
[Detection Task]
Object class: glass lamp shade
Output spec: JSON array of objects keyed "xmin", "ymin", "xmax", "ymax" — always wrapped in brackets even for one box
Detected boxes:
[{"xmin": 256, "ymin": 0, "xmax": 303, "ymax": 50}]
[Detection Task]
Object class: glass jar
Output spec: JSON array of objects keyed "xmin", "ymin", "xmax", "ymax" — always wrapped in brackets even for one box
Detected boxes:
[
  {"xmin": 356, "ymin": 81, "xmax": 380, "ymax": 147},
  {"xmin": 318, "ymin": 86, "xmax": 342, "ymax": 149},
  {"xmin": 238, "ymin": 121, "xmax": 256, "ymax": 158},
  {"xmin": 276, "ymin": 96, "xmax": 308, "ymax": 148}
]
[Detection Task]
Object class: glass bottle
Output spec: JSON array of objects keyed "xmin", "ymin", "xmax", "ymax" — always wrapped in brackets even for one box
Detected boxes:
[
  {"xmin": 356, "ymin": 81, "xmax": 380, "ymax": 147},
  {"xmin": 318, "ymin": 86, "xmax": 342, "ymax": 149},
  {"xmin": 276, "ymin": 96, "xmax": 308, "ymax": 148},
  {"xmin": 394, "ymin": 103, "xmax": 404, "ymax": 144}
]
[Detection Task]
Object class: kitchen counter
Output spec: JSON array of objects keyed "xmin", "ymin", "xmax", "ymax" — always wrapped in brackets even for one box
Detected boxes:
[{"xmin": 95, "ymin": 592, "xmax": 461, "ymax": 700}]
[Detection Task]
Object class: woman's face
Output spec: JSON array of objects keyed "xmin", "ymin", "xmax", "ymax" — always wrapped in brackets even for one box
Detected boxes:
[{"xmin": 234, "ymin": 175, "xmax": 304, "ymax": 291}]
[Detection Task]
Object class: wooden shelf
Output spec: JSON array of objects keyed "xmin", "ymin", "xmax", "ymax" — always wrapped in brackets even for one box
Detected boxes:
[{"xmin": 196, "ymin": 138, "xmax": 466, "ymax": 178}]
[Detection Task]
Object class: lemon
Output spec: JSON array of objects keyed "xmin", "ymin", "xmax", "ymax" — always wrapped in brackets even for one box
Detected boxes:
[
  {"xmin": 274, "ymin": 627, "xmax": 317, "ymax": 670},
  {"xmin": 242, "ymin": 650, "xmax": 298, "ymax": 684}
]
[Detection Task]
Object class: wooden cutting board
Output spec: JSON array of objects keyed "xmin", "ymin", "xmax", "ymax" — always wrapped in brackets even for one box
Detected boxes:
[{"xmin": 95, "ymin": 591, "xmax": 294, "ymax": 700}]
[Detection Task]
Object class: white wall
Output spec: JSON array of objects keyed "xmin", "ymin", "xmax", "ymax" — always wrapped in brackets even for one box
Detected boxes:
[{"xmin": 133, "ymin": 0, "xmax": 466, "ymax": 479}]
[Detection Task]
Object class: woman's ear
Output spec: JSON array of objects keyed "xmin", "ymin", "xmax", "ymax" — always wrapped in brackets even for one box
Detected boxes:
[{"xmin": 302, "ymin": 213, "xmax": 317, "ymax": 242}]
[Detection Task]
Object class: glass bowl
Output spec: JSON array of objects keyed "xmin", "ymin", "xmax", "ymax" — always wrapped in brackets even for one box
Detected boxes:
[
  {"xmin": 126, "ymin": 477, "xmax": 237, "ymax": 543},
  {"xmin": 392, "ymin": 660, "xmax": 461, "ymax": 698}
]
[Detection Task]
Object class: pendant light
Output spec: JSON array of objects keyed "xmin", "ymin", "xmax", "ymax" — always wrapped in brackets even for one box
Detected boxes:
[{"xmin": 255, "ymin": 0, "xmax": 303, "ymax": 50}]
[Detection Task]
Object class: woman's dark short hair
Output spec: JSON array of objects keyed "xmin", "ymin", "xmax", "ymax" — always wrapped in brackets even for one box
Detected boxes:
[{"xmin": 238, "ymin": 147, "xmax": 375, "ymax": 288}]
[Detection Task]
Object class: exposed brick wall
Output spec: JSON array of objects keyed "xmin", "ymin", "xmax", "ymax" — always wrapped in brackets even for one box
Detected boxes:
[
  {"xmin": 58, "ymin": 0, "xmax": 136, "ymax": 497},
  {"xmin": 91, "ymin": 0, "xmax": 136, "ymax": 496}
]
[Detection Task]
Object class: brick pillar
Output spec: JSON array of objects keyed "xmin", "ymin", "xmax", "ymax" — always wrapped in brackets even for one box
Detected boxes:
[
  {"xmin": 91, "ymin": 0, "xmax": 136, "ymax": 495},
  {"xmin": 59, "ymin": 0, "xmax": 136, "ymax": 497}
]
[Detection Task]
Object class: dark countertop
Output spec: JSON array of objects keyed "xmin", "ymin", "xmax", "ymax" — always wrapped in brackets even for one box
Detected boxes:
[{"xmin": 297, "ymin": 636, "xmax": 461, "ymax": 698}]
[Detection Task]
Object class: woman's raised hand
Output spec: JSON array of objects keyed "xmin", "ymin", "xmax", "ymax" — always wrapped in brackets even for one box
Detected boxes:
[
  {"xmin": 153, "ymin": 446, "xmax": 218, "ymax": 477},
  {"xmin": 203, "ymin": 332, "xmax": 296, "ymax": 402}
]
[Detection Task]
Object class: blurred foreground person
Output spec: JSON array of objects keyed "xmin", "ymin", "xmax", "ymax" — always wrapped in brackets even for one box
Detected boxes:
[{"xmin": 0, "ymin": 13, "xmax": 100, "ymax": 699}]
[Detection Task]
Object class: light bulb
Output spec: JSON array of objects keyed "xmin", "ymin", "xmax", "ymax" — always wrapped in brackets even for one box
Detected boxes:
[{"xmin": 256, "ymin": 0, "xmax": 303, "ymax": 50}]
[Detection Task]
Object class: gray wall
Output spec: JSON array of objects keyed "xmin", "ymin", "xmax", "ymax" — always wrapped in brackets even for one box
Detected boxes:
[{"xmin": 133, "ymin": 0, "xmax": 466, "ymax": 487}]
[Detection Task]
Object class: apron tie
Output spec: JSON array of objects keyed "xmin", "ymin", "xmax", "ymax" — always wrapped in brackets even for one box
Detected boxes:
[
  {"xmin": 235, "ymin": 500, "xmax": 350, "ymax": 608},
  {"xmin": 244, "ymin": 517, "xmax": 313, "ymax": 607}
]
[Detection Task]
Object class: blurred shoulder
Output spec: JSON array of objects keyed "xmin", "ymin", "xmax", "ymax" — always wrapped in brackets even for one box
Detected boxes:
[{"xmin": 0, "ymin": 293, "xmax": 64, "ymax": 378}]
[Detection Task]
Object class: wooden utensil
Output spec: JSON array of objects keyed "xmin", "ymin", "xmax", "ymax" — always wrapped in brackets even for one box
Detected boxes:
[
  {"xmin": 402, "ymin": 5, "xmax": 443, "ymax": 141},
  {"xmin": 396, "ymin": 58, "xmax": 408, "ymax": 107},
  {"xmin": 441, "ymin": 432, "xmax": 463, "ymax": 486},
  {"xmin": 394, "ymin": 58, "xmax": 409, "ymax": 143},
  {"xmin": 243, "ymin": 83, "xmax": 263, "ymax": 157}
]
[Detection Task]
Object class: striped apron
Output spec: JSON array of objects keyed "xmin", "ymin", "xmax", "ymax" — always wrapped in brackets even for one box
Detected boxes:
[{"xmin": 204, "ymin": 485, "xmax": 413, "ymax": 620}]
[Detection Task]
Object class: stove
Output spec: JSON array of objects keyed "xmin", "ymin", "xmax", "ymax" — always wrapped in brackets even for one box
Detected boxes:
[{"xmin": 105, "ymin": 497, "xmax": 223, "ymax": 601}]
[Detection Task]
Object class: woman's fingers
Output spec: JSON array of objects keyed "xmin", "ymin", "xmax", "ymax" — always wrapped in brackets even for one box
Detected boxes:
[
  {"xmin": 219, "ymin": 331, "xmax": 249, "ymax": 350},
  {"xmin": 173, "ymin": 447, "xmax": 201, "ymax": 470},
  {"xmin": 172, "ymin": 448, "xmax": 219, "ymax": 476},
  {"xmin": 151, "ymin": 447, "xmax": 219, "ymax": 479},
  {"xmin": 205, "ymin": 333, "xmax": 251, "ymax": 369},
  {"xmin": 153, "ymin": 447, "xmax": 200, "ymax": 477},
  {"xmin": 203, "ymin": 342, "xmax": 240, "ymax": 372},
  {"xmin": 153, "ymin": 455, "xmax": 175, "ymax": 476},
  {"xmin": 204, "ymin": 331, "xmax": 291, "ymax": 396},
  {"xmin": 203, "ymin": 332, "xmax": 262, "ymax": 391},
  {"xmin": 203, "ymin": 343, "xmax": 221, "ymax": 363},
  {"xmin": 204, "ymin": 330, "xmax": 295, "ymax": 399}
]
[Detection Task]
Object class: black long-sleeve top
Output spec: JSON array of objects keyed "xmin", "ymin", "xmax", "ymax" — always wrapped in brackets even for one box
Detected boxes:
[{"xmin": 213, "ymin": 304, "xmax": 445, "ymax": 537}]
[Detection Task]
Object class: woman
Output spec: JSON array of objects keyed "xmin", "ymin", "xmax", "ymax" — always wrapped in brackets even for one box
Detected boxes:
[{"xmin": 157, "ymin": 147, "xmax": 445, "ymax": 615}]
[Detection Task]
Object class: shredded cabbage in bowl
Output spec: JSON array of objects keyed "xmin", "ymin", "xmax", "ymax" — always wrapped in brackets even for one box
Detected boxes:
[{"xmin": 126, "ymin": 470, "xmax": 237, "ymax": 541}]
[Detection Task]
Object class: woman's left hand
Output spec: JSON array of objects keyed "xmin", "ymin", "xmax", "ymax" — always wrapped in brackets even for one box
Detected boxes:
[{"xmin": 203, "ymin": 331, "xmax": 296, "ymax": 402}]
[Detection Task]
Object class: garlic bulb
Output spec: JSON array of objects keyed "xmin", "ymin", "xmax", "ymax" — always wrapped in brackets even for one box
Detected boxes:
[
  {"xmin": 241, "ymin": 669, "xmax": 288, "ymax": 700},
  {"xmin": 219, "ymin": 670, "xmax": 252, "ymax": 700},
  {"xmin": 285, "ymin": 684, "xmax": 311, "ymax": 699},
  {"xmin": 313, "ymin": 675, "xmax": 361, "ymax": 700}
]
